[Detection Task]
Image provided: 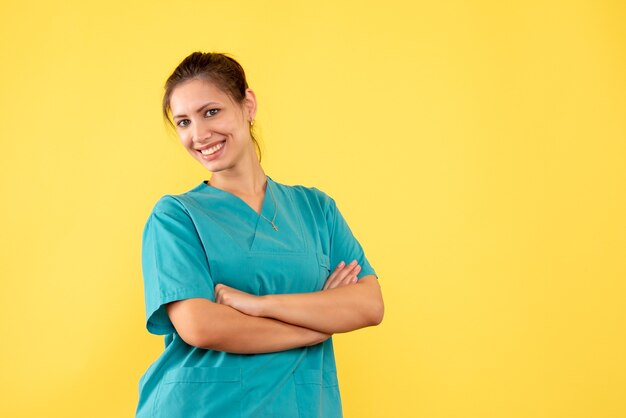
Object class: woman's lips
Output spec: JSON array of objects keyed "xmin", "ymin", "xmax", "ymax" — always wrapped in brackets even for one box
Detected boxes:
[{"xmin": 198, "ymin": 140, "xmax": 226, "ymax": 160}]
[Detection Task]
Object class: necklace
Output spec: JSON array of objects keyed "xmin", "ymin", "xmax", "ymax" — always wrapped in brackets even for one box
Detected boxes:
[{"xmin": 259, "ymin": 179, "xmax": 279, "ymax": 231}]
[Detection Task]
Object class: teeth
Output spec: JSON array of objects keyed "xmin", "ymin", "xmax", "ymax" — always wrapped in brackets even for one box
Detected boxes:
[{"xmin": 200, "ymin": 141, "xmax": 225, "ymax": 155}]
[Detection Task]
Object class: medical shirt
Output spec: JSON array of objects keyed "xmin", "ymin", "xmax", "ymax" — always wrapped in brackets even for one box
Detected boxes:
[{"xmin": 135, "ymin": 175, "xmax": 377, "ymax": 418}]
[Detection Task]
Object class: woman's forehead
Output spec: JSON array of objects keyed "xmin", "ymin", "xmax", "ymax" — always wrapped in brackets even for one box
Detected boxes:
[{"xmin": 170, "ymin": 79, "xmax": 231, "ymax": 112}]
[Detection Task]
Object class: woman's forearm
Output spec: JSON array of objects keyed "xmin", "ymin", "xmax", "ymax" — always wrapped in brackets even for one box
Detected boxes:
[
  {"xmin": 258, "ymin": 275, "xmax": 384, "ymax": 334},
  {"xmin": 166, "ymin": 298, "xmax": 330, "ymax": 354}
]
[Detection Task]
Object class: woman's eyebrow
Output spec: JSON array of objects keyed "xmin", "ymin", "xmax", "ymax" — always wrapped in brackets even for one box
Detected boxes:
[{"xmin": 173, "ymin": 101, "xmax": 220, "ymax": 119}]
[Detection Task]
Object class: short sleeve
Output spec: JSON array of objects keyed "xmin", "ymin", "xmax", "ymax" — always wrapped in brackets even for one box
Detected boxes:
[
  {"xmin": 326, "ymin": 195, "xmax": 378, "ymax": 281},
  {"xmin": 141, "ymin": 196, "xmax": 215, "ymax": 335}
]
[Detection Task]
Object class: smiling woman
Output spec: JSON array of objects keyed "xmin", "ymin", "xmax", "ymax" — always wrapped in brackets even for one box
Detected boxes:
[
  {"xmin": 169, "ymin": 78, "xmax": 256, "ymax": 172},
  {"xmin": 135, "ymin": 52, "xmax": 384, "ymax": 418},
  {"xmin": 162, "ymin": 53, "xmax": 262, "ymax": 165}
]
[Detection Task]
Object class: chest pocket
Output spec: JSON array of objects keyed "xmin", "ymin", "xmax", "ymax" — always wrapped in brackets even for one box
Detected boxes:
[{"xmin": 212, "ymin": 252, "xmax": 327, "ymax": 295}]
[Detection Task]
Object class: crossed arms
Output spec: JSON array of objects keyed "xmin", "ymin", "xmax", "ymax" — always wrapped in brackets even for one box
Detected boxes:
[{"xmin": 165, "ymin": 261, "xmax": 384, "ymax": 354}]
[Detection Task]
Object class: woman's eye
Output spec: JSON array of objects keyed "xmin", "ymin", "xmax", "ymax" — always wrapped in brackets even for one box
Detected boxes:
[
  {"xmin": 205, "ymin": 108, "xmax": 219, "ymax": 117},
  {"xmin": 176, "ymin": 119, "xmax": 190, "ymax": 128}
]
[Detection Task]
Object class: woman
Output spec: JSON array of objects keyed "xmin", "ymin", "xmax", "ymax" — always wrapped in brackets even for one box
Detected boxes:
[{"xmin": 135, "ymin": 52, "xmax": 384, "ymax": 418}]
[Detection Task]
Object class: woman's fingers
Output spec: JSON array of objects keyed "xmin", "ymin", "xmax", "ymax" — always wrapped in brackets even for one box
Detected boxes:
[
  {"xmin": 323, "ymin": 260, "xmax": 361, "ymax": 290},
  {"xmin": 323, "ymin": 262, "xmax": 345, "ymax": 290},
  {"xmin": 214, "ymin": 283, "xmax": 223, "ymax": 303}
]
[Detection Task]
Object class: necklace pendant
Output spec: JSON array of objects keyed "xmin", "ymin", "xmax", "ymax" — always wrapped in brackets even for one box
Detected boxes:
[{"xmin": 271, "ymin": 223, "xmax": 279, "ymax": 231}]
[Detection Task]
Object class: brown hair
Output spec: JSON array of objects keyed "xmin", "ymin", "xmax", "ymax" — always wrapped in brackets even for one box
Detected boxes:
[{"xmin": 162, "ymin": 52, "xmax": 261, "ymax": 162}]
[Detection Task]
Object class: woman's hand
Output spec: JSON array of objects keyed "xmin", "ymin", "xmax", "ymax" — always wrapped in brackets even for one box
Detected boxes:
[
  {"xmin": 215, "ymin": 259, "xmax": 362, "ymax": 316},
  {"xmin": 215, "ymin": 283, "xmax": 264, "ymax": 317},
  {"xmin": 322, "ymin": 260, "xmax": 362, "ymax": 290}
]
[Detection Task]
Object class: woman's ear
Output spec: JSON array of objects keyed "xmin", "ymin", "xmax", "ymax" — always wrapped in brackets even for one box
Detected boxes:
[{"xmin": 243, "ymin": 88, "xmax": 257, "ymax": 122}]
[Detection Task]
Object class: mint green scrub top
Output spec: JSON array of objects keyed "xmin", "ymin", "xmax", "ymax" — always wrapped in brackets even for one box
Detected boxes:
[{"xmin": 135, "ymin": 175, "xmax": 378, "ymax": 418}]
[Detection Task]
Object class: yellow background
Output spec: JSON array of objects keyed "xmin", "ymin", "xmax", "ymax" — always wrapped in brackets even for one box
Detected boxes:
[{"xmin": 1, "ymin": 1, "xmax": 625, "ymax": 417}]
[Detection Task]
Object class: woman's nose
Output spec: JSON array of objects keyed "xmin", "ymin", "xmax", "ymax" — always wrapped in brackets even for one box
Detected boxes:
[{"xmin": 193, "ymin": 120, "xmax": 212, "ymax": 141}]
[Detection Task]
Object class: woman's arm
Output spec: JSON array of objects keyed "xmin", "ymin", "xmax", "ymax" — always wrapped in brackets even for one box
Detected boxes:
[
  {"xmin": 166, "ymin": 298, "xmax": 330, "ymax": 354},
  {"xmin": 215, "ymin": 274, "xmax": 384, "ymax": 334},
  {"xmin": 262, "ymin": 275, "xmax": 383, "ymax": 333}
]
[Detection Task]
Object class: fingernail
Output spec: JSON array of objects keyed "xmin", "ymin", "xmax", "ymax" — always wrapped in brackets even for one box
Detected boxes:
[{"xmin": 337, "ymin": 261, "xmax": 345, "ymax": 269}]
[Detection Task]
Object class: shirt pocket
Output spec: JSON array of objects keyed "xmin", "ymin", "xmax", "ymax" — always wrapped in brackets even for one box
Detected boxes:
[
  {"xmin": 293, "ymin": 368, "xmax": 342, "ymax": 418},
  {"xmin": 153, "ymin": 367, "xmax": 242, "ymax": 418},
  {"xmin": 318, "ymin": 253, "xmax": 331, "ymax": 282}
]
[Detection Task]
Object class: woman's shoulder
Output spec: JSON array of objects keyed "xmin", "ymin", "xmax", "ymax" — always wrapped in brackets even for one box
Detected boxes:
[
  {"xmin": 148, "ymin": 181, "xmax": 213, "ymax": 215},
  {"xmin": 268, "ymin": 176, "xmax": 331, "ymax": 200},
  {"xmin": 272, "ymin": 176, "xmax": 335, "ymax": 208}
]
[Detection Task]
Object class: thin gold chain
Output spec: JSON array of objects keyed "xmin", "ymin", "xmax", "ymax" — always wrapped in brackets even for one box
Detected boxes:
[{"xmin": 258, "ymin": 179, "xmax": 278, "ymax": 231}]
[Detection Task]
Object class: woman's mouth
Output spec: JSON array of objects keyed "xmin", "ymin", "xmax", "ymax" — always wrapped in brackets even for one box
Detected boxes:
[{"xmin": 198, "ymin": 140, "xmax": 226, "ymax": 160}]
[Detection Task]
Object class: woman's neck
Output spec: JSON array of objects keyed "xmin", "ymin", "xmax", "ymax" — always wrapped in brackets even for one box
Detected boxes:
[{"xmin": 208, "ymin": 164, "xmax": 267, "ymax": 197}]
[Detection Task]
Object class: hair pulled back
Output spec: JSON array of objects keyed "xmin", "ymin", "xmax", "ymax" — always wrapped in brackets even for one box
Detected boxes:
[{"xmin": 162, "ymin": 52, "xmax": 261, "ymax": 162}]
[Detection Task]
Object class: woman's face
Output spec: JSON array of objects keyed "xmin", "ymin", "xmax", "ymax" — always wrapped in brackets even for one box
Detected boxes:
[{"xmin": 169, "ymin": 78, "xmax": 256, "ymax": 174}]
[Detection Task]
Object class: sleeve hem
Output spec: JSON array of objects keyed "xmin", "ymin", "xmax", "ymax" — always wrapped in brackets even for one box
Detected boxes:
[
  {"xmin": 357, "ymin": 269, "xmax": 379, "ymax": 281},
  {"xmin": 146, "ymin": 288, "xmax": 214, "ymax": 336}
]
